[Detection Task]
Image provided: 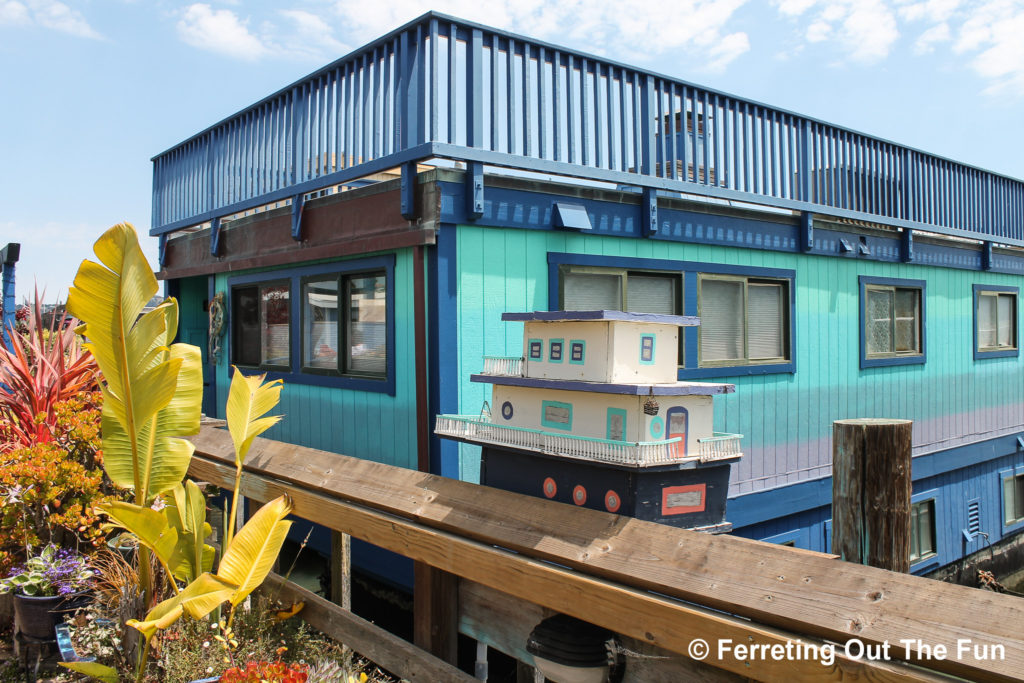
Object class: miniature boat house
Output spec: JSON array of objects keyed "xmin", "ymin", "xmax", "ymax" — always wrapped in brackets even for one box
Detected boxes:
[{"xmin": 436, "ymin": 310, "xmax": 742, "ymax": 530}]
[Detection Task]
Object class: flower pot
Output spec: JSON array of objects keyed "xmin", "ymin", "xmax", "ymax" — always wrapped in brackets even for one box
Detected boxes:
[{"xmin": 13, "ymin": 592, "xmax": 90, "ymax": 640}]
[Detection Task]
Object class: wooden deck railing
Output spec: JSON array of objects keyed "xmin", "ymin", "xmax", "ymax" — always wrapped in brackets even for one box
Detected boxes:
[{"xmin": 188, "ymin": 426, "xmax": 1024, "ymax": 682}]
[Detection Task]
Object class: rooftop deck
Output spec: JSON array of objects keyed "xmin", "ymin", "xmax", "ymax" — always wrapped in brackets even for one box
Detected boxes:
[{"xmin": 152, "ymin": 12, "xmax": 1024, "ymax": 248}]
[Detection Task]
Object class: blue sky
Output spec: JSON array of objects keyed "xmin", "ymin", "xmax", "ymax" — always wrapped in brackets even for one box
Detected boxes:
[{"xmin": 2, "ymin": 0, "xmax": 1022, "ymax": 303}]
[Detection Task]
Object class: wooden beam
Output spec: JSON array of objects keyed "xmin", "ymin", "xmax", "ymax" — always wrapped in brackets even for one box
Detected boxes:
[
  {"xmin": 189, "ymin": 427, "xmax": 1024, "ymax": 682},
  {"xmin": 414, "ymin": 564, "xmax": 459, "ymax": 665},
  {"xmin": 188, "ymin": 450, "xmax": 964, "ymax": 683},
  {"xmin": 833, "ymin": 419, "xmax": 913, "ymax": 572},
  {"xmin": 330, "ymin": 530, "xmax": 351, "ymax": 610},
  {"xmin": 260, "ymin": 573, "xmax": 476, "ymax": 683}
]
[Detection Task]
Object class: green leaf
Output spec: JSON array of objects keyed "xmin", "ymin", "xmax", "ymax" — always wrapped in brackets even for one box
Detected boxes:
[
  {"xmin": 60, "ymin": 662, "xmax": 120, "ymax": 683},
  {"xmin": 217, "ymin": 495, "xmax": 293, "ymax": 606},
  {"xmin": 127, "ymin": 573, "xmax": 237, "ymax": 639}
]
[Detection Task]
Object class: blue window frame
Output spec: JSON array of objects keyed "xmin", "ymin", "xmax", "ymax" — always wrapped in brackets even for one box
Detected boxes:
[
  {"xmin": 549, "ymin": 252, "xmax": 795, "ymax": 378},
  {"xmin": 228, "ymin": 255, "xmax": 396, "ymax": 395},
  {"xmin": 910, "ymin": 488, "xmax": 943, "ymax": 574},
  {"xmin": 569, "ymin": 340, "xmax": 586, "ymax": 364},
  {"xmin": 1000, "ymin": 466, "xmax": 1024, "ymax": 533},
  {"xmin": 528, "ymin": 338, "xmax": 543, "ymax": 360},
  {"xmin": 549, "ymin": 339, "xmax": 564, "ymax": 363},
  {"xmin": 859, "ymin": 276, "xmax": 926, "ymax": 369},
  {"xmin": 973, "ymin": 284, "xmax": 1018, "ymax": 359}
]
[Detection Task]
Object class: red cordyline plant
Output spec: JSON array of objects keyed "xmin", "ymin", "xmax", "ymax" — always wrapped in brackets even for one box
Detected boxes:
[{"xmin": 0, "ymin": 291, "xmax": 100, "ymax": 450}]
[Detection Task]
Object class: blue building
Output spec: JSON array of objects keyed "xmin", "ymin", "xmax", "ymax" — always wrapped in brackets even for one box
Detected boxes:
[{"xmin": 153, "ymin": 12, "xmax": 1024, "ymax": 582}]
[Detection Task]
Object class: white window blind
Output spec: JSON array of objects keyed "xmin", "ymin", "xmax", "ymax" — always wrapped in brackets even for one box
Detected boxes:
[
  {"xmin": 979, "ymin": 294, "xmax": 997, "ymax": 349},
  {"xmin": 998, "ymin": 294, "xmax": 1014, "ymax": 347},
  {"xmin": 563, "ymin": 272, "xmax": 622, "ymax": 310},
  {"xmin": 626, "ymin": 275, "xmax": 677, "ymax": 315},
  {"xmin": 748, "ymin": 283, "xmax": 783, "ymax": 360},
  {"xmin": 700, "ymin": 279, "xmax": 744, "ymax": 361}
]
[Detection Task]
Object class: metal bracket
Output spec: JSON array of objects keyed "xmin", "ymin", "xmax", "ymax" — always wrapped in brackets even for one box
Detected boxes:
[
  {"xmin": 466, "ymin": 162, "xmax": 484, "ymax": 220},
  {"xmin": 799, "ymin": 212, "xmax": 813, "ymax": 253},
  {"xmin": 291, "ymin": 193, "xmax": 305, "ymax": 241},
  {"xmin": 158, "ymin": 234, "xmax": 168, "ymax": 267},
  {"xmin": 982, "ymin": 241, "xmax": 994, "ymax": 271},
  {"xmin": 210, "ymin": 217, "xmax": 222, "ymax": 257},
  {"xmin": 401, "ymin": 161, "xmax": 418, "ymax": 220},
  {"xmin": 641, "ymin": 188, "xmax": 658, "ymax": 237},
  {"xmin": 900, "ymin": 229, "xmax": 914, "ymax": 263}
]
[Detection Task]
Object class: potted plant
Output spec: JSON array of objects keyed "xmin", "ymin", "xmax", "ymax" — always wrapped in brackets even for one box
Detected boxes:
[{"xmin": 1, "ymin": 544, "xmax": 94, "ymax": 639}]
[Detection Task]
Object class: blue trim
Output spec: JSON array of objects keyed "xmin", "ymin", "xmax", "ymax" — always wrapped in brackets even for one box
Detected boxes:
[
  {"xmin": 606, "ymin": 407, "xmax": 627, "ymax": 440},
  {"xmin": 547, "ymin": 252, "xmax": 795, "ymax": 378},
  {"xmin": 569, "ymin": 340, "xmax": 586, "ymax": 365},
  {"xmin": 503, "ymin": 309, "xmax": 699, "ymax": 325},
  {"xmin": 761, "ymin": 529, "xmax": 804, "ymax": 547},
  {"xmin": 973, "ymin": 284, "xmax": 1020, "ymax": 360},
  {"xmin": 859, "ymin": 275, "xmax": 927, "ymax": 369},
  {"xmin": 728, "ymin": 431, "xmax": 1024, "ymax": 529},
  {"xmin": 910, "ymin": 489, "xmax": 944, "ymax": 574},
  {"xmin": 470, "ymin": 374, "xmax": 733, "ymax": 395},
  {"xmin": 540, "ymin": 400, "xmax": 573, "ymax": 430},
  {"xmin": 227, "ymin": 255, "xmax": 397, "ymax": 395},
  {"xmin": 430, "ymin": 224, "xmax": 461, "ymax": 478},
  {"xmin": 639, "ymin": 334, "xmax": 656, "ymax": 365},
  {"xmin": 528, "ymin": 338, "xmax": 543, "ymax": 359},
  {"xmin": 548, "ymin": 338, "xmax": 564, "ymax": 363},
  {"xmin": 999, "ymin": 465, "xmax": 1024, "ymax": 533}
]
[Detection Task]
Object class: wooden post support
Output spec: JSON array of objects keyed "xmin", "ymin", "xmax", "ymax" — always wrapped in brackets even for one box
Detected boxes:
[
  {"xmin": 330, "ymin": 530, "xmax": 351, "ymax": 610},
  {"xmin": 414, "ymin": 564, "xmax": 459, "ymax": 666},
  {"xmin": 832, "ymin": 418, "xmax": 913, "ymax": 572}
]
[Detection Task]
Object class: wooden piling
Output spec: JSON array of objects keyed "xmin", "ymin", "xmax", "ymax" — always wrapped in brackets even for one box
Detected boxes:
[{"xmin": 832, "ymin": 418, "xmax": 913, "ymax": 572}]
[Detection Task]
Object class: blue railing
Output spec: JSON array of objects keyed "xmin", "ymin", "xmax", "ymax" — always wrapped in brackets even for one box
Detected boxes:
[{"xmin": 151, "ymin": 11, "xmax": 1024, "ymax": 246}]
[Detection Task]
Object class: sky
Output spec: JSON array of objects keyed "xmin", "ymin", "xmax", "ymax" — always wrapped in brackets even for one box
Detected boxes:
[{"xmin": 1, "ymin": 0, "xmax": 1023, "ymax": 304}]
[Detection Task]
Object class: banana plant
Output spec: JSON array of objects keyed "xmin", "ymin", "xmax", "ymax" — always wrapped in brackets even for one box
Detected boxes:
[
  {"xmin": 63, "ymin": 224, "xmax": 295, "ymax": 683},
  {"xmin": 67, "ymin": 223, "xmax": 203, "ymax": 608}
]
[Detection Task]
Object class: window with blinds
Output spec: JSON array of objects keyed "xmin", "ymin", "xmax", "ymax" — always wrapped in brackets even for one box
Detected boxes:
[
  {"xmin": 977, "ymin": 290, "xmax": 1017, "ymax": 352},
  {"xmin": 231, "ymin": 281, "xmax": 291, "ymax": 370},
  {"xmin": 864, "ymin": 284, "xmax": 922, "ymax": 357},
  {"xmin": 910, "ymin": 499, "xmax": 936, "ymax": 563},
  {"xmin": 301, "ymin": 271, "xmax": 388, "ymax": 378},
  {"xmin": 560, "ymin": 265, "xmax": 682, "ymax": 363},
  {"xmin": 698, "ymin": 275, "xmax": 789, "ymax": 366}
]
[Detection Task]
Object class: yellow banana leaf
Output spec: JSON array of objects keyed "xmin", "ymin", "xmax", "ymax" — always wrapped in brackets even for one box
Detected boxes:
[
  {"xmin": 68, "ymin": 224, "xmax": 202, "ymax": 503},
  {"xmin": 217, "ymin": 495, "xmax": 293, "ymax": 607},
  {"xmin": 127, "ymin": 572, "xmax": 237, "ymax": 639},
  {"xmin": 100, "ymin": 501, "xmax": 179, "ymax": 568},
  {"xmin": 59, "ymin": 662, "xmax": 120, "ymax": 683},
  {"xmin": 165, "ymin": 481, "xmax": 216, "ymax": 583},
  {"xmin": 226, "ymin": 366, "xmax": 284, "ymax": 466}
]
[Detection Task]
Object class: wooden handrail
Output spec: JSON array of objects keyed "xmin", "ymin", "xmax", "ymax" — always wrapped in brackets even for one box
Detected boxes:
[{"xmin": 189, "ymin": 426, "xmax": 1024, "ymax": 682}]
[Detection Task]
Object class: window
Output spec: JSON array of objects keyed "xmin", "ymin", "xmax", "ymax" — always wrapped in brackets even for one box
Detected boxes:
[
  {"xmin": 698, "ymin": 275, "xmax": 789, "ymax": 367},
  {"xmin": 231, "ymin": 281, "xmax": 290, "ymax": 370},
  {"xmin": 302, "ymin": 271, "xmax": 387, "ymax": 377},
  {"xmin": 1003, "ymin": 473, "xmax": 1024, "ymax": 527},
  {"xmin": 974, "ymin": 285, "xmax": 1018, "ymax": 358},
  {"xmin": 910, "ymin": 499, "xmax": 936, "ymax": 563},
  {"xmin": 859, "ymin": 277, "xmax": 926, "ymax": 368},
  {"xmin": 560, "ymin": 265, "xmax": 682, "ymax": 362}
]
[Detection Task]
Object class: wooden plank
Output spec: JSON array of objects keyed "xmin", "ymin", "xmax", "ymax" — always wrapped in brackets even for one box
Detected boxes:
[
  {"xmin": 413, "ymin": 564, "xmax": 458, "ymax": 664},
  {"xmin": 329, "ymin": 530, "xmax": 351, "ymax": 609},
  {"xmin": 189, "ymin": 427, "xmax": 1024, "ymax": 682},
  {"xmin": 188, "ymin": 451, "xmax": 960, "ymax": 683},
  {"xmin": 259, "ymin": 573, "xmax": 476, "ymax": 683},
  {"xmin": 833, "ymin": 419, "xmax": 913, "ymax": 572}
]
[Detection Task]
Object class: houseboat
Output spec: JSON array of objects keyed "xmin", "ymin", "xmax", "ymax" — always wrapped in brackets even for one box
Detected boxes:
[{"xmin": 152, "ymin": 12, "xmax": 1024, "ymax": 586}]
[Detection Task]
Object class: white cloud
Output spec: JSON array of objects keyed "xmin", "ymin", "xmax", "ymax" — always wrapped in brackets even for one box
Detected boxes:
[
  {"xmin": 177, "ymin": 4, "xmax": 267, "ymax": 60},
  {"xmin": 806, "ymin": 19, "xmax": 831, "ymax": 41},
  {"xmin": 913, "ymin": 21, "xmax": 950, "ymax": 53},
  {"xmin": 176, "ymin": 4, "xmax": 351, "ymax": 63},
  {"xmin": 0, "ymin": 0, "xmax": 100, "ymax": 38},
  {"xmin": 330, "ymin": 0, "xmax": 752, "ymax": 71}
]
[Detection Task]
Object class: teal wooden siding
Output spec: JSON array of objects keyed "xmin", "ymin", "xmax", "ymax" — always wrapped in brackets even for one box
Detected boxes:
[
  {"xmin": 454, "ymin": 225, "xmax": 1024, "ymax": 493},
  {"xmin": 210, "ymin": 250, "xmax": 418, "ymax": 470}
]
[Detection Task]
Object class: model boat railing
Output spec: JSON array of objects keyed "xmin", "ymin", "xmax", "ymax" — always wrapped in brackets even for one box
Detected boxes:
[
  {"xmin": 481, "ymin": 356, "xmax": 523, "ymax": 377},
  {"xmin": 435, "ymin": 414, "xmax": 742, "ymax": 466}
]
